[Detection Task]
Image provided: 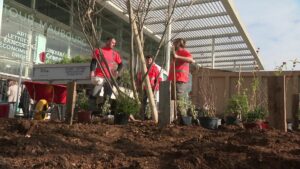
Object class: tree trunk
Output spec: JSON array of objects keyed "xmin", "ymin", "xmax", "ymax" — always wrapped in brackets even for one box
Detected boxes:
[{"xmin": 127, "ymin": 1, "xmax": 158, "ymax": 123}]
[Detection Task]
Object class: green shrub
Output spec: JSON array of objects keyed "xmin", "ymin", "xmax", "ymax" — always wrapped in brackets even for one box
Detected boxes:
[
  {"xmin": 76, "ymin": 90, "xmax": 89, "ymax": 111},
  {"xmin": 115, "ymin": 95, "xmax": 140, "ymax": 116},
  {"xmin": 245, "ymin": 107, "xmax": 268, "ymax": 122},
  {"xmin": 226, "ymin": 93, "xmax": 249, "ymax": 119},
  {"xmin": 45, "ymin": 55, "xmax": 91, "ymax": 64}
]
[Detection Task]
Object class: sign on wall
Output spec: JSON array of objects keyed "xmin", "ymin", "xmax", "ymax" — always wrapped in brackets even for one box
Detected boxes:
[{"xmin": 33, "ymin": 63, "xmax": 90, "ymax": 81}]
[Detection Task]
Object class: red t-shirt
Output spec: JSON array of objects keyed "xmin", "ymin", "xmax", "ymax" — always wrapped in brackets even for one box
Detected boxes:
[
  {"xmin": 137, "ymin": 64, "xmax": 162, "ymax": 91},
  {"xmin": 168, "ymin": 48, "xmax": 192, "ymax": 83},
  {"xmin": 92, "ymin": 47, "xmax": 122, "ymax": 78}
]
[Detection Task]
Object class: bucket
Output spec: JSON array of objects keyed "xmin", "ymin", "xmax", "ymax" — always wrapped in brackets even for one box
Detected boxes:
[
  {"xmin": 78, "ymin": 111, "xmax": 91, "ymax": 123},
  {"xmin": 107, "ymin": 115, "xmax": 114, "ymax": 124},
  {"xmin": 114, "ymin": 113, "xmax": 129, "ymax": 125},
  {"xmin": 0, "ymin": 103, "xmax": 9, "ymax": 118},
  {"xmin": 181, "ymin": 116, "xmax": 192, "ymax": 125},
  {"xmin": 226, "ymin": 116, "xmax": 239, "ymax": 125},
  {"xmin": 199, "ymin": 117, "xmax": 219, "ymax": 129}
]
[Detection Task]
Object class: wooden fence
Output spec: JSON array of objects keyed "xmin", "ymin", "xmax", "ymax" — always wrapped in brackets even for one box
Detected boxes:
[{"xmin": 191, "ymin": 68, "xmax": 300, "ymax": 129}]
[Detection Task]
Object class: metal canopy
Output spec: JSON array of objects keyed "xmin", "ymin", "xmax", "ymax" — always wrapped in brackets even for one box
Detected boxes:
[{"xmin": 103, "ymin": 0, "xmax": 264, "ymax": 71}]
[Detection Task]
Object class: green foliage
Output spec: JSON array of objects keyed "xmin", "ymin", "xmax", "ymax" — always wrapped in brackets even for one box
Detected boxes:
[
  {"xmin": 245, "ymin": 106, "xmax": 268, "ymax": 122},
  {"xmin": 45, "ymin": 55, "xmax": 91, "ymax": 64},
  {"xmin": 251, "ymin": 78, "xmax": 259, "ymax": 95},
  {"xmin": 115, "ymin": 95, "xmax": 140, "ymax": 116},
  {"xmin": 178, "ymin": 97, "xmax": 196, "ymax": 118},
  {"xmin": 117, "ymin": 69, "xmax": 131, "ymax": 88},
  {"xmin": 76, "ymin": 90, "xmax": 89, "ymax": 111},
  {"xmin": 198, "ymin": 108, "xmax": 215, "ymax": 118},
  {"xmin": 226, "ymin": 93, "xmax": 249, "ymax": 119},
  {"xmin": 102, "ymin": 96, "xmax": 111, "ymax": 114},
  {"xmin": 71, "ymin": 56, "xmax": 91, "ymax": 63}
]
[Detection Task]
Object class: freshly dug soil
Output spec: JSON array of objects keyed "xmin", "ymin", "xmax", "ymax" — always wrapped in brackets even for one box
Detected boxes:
[{"xmin": 0, "ymin": 118, "xmax": 300, "ymax": 169}]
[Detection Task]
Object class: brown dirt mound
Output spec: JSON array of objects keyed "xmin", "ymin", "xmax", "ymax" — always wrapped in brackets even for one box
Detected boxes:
[{"xmin": 0, "ymin": 118, "xmax": 300, "ymax": 169}]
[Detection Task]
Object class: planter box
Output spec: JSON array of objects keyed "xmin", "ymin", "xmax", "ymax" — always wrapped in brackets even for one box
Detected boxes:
[
  {"xmin": 0, "ymin": 103, "xmax": 9, "ymax": 118},
  {"xmin": 243, "ymin": 121, "xmax": 269, "ymax": 130},
  {"xmin": 78, "ymin": 111, "xmax": 91, "ymax": 123}
]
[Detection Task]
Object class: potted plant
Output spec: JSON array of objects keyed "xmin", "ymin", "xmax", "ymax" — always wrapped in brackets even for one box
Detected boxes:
[
  {"xmin": 76, "ymin": 90, "xmax": 91, "ymax": 123},
  {"xmin": 197, "ymin": 68, "xmax": 219, "ymax": 129},
  {"xmin": 225, "ymin": 93, "xmax": 249, "ymax": 125},
  {"xmin": 198, "ymin": 106, "xmax": 219, "ymax": 129},
  {"xmin": 179, "ymin": 97, "xmax": 195, "ymax": 125},
  {"xmin": 114, "ymin": 95, "xmax": 140, "ymax": 124},
  {"xmin": 244, "ymin": 106, "xmax": 269, "ymax": 129}
]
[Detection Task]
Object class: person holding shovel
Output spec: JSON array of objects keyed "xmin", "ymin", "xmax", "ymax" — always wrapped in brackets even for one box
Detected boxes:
[
  {"xmin": 137, "ymin": 55, "xmax": 162, "ymax": 120},
  {"xmin": 168, "ymin": 38, "xmax": 195, "ymax": 124},
  {"xmin": 89, "ymin": 37, "xmax": 123, "ymax": 115}
]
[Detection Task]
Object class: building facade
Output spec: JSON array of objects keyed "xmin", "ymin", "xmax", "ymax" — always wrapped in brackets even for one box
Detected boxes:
[
  {"xmin": 0, "ymin": 0, "xmax": 161, "ymax": 77},
  {"xmin": 0, "ymin": 0, "xmax": 162, "ymax": 101}
]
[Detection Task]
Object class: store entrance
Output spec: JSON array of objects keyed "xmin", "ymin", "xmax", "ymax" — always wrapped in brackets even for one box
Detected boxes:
[{"xmin": 0, "ymin": 79, "xmax": 8, "ymax": 102}]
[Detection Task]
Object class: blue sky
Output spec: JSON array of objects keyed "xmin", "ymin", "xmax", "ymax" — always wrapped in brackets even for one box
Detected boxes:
[{"xmin": 234, "ymin": 0, "xmax": 300, "ymax": 70}]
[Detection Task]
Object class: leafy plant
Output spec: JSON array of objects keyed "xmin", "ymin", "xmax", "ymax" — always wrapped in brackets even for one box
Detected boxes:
[
  {"xmin": 76, "ymin": 90, "xmax": 89, "ymax": 111},
  {"xmin": 117, "ymin": 69, "xmax": 131, "ymax": 88},
  {"xmin": 245, "ymin": 106, "xmax": 268, "ymax": 122},
  {"xmin": 198, "ymin": 68, "xmax": 216, "ymax": 117},
  {"xmin": 45, "ymin": 55, "xmax": 91, "ymax": 64},
  {"xmin": 226, "ymin": 93, "xmax": 249, "ymax": 120},
  {"xmin": 178, "ymin": 97, "xmax": 196, "ymax": 118},
  {"xmin": 102, "ymin": 96, "xmax": 111, "ymax": 115},
  {"xmin": 115, "ymin": 95, "xmax": 140, "ymax": 116}
]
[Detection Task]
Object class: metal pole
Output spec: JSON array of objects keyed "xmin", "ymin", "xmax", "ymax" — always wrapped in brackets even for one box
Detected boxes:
[
  {"xmin": 15, "ymin": 57, "xmax": 24, "ymax": 117},
  {"xmin": 165, "ymin": 0, "xmax": 174, "ymax": 73},
  {"xmin": 0, "ymin": 0, "xmax": 3, "ymax": 35},
  {"xmin": 233, "ymin": 60, "xmax": 236, "ymax": 71},
  {"xmin": 212, "ymin": 37, "xmax": 215, "ymax": 69}
]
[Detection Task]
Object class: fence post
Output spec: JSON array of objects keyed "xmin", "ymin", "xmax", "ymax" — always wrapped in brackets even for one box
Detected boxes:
[
  {"xmin": 268, "ymin": 76, "xmax": 287, "ymax": 131},
  {"xmin": 292, "ymin": 94, "xmax": 299, "ymax": 130},
  {"xmin": 65, "ymin": 81, "xmax": 76, "ymax": 125}
]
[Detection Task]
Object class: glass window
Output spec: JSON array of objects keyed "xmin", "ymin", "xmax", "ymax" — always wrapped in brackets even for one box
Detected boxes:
[
  {"xmin": 36, "ymin": 0, "xmax": 70, "ymax": 25},
  {"xmin": 14, "ymin": 0, "xmax": 31, "ymax": 8}
]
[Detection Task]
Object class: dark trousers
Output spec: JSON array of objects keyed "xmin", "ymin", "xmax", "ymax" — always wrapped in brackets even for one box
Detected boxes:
[
  {"xmin": 171, "ymin": 82, "xmax": 188, "ymax": 117},
  {"xmin": 89, "ymin": 80, "xmax": 114, "ymax": 114}
]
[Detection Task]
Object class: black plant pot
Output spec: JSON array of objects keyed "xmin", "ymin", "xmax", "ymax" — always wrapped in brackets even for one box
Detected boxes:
[
  {"xmin": 199, "ymin": 117, "xmax": 219, "ymax": 129},
  {"xmin": 181, "ymin": 116, "xmax": 192, "ymax": 125},
  {"xmin": 226, "ymin": 116, "xmax": 239, "ymax": 125},
  {"xmin": 114, "ymin": 113, "xmax": 129, "ymax": 125}
]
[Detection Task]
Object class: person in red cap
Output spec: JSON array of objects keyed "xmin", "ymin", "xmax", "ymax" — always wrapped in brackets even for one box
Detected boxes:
[
  {"xmin": 137, "ymin": 55, "xmax": 161, "ymax": 120},
  {"xmin": 89, "ymin": 37, "xmax": 123, "ymax": 114},
  {"xmin": 168, "ymin": 38, "xmax": 195, "ymax": 123}
]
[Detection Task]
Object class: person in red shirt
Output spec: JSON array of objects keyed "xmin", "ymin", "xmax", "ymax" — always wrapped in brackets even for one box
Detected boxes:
[
  {"xmin": 137, "ymin": 55, "xmax": 161, "ymax": 120},
  {"xmin": 89, "ymin": 37, "xmax": 123, "ymax": 114},
  {"xmin": 168, "ymin": 38, "xmax": 195, "ymax": 123}
]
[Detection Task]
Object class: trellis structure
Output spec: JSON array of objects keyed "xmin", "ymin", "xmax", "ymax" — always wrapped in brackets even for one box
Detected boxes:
[{"xmin": 98, "ymin": 0, "xmax": 264, "ymax": 72}]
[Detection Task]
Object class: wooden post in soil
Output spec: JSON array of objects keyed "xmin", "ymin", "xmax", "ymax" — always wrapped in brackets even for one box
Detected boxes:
[
  {"xmin": 292, "ymin": 94, "xmax": 299, "ymax": 130},
  {"xmin": 268, "ymin": 76, "xmax": 287, "ymax": 132},
  {"xmin": 65, "ymin": 81, "xmax": 77, "ymax": 125},
  {"xmin": 159, "ymin": 81, "xmax": 175, "ymax": 127},
  {"xmin": 127, "ymin": 1, "xmax": 158, "ymax": 123}
]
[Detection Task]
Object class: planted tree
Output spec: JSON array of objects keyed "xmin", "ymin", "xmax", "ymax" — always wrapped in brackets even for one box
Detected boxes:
[
  {"xmin": 62, "ymin": 0, "xmax": 196, "ymax": 123},
  {"xmin": 198, "ymin": 68, "xmax": 216, "ymax": 118}
]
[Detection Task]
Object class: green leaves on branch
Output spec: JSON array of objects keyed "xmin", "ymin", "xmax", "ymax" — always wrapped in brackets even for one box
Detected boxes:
[
  {"xmin": 46, "ymin": 55, "xmax": 91, "ymax": 64},
  {"xmin": 226, "ymin": 93, "xmax": 249, "ymax": 119},
  {"xmin": 115, "ymin": 95, "xmax": 140, "ymax": 116},
  {"xmin": 76, "ymin": 90, "xmax": 89, "ymax": 111}
]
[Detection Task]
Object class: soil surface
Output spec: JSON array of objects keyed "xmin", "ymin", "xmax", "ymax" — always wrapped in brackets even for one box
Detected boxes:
[{"xmin": 1, "ymin": 118, "xmax": 300, "ymax": 169}]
